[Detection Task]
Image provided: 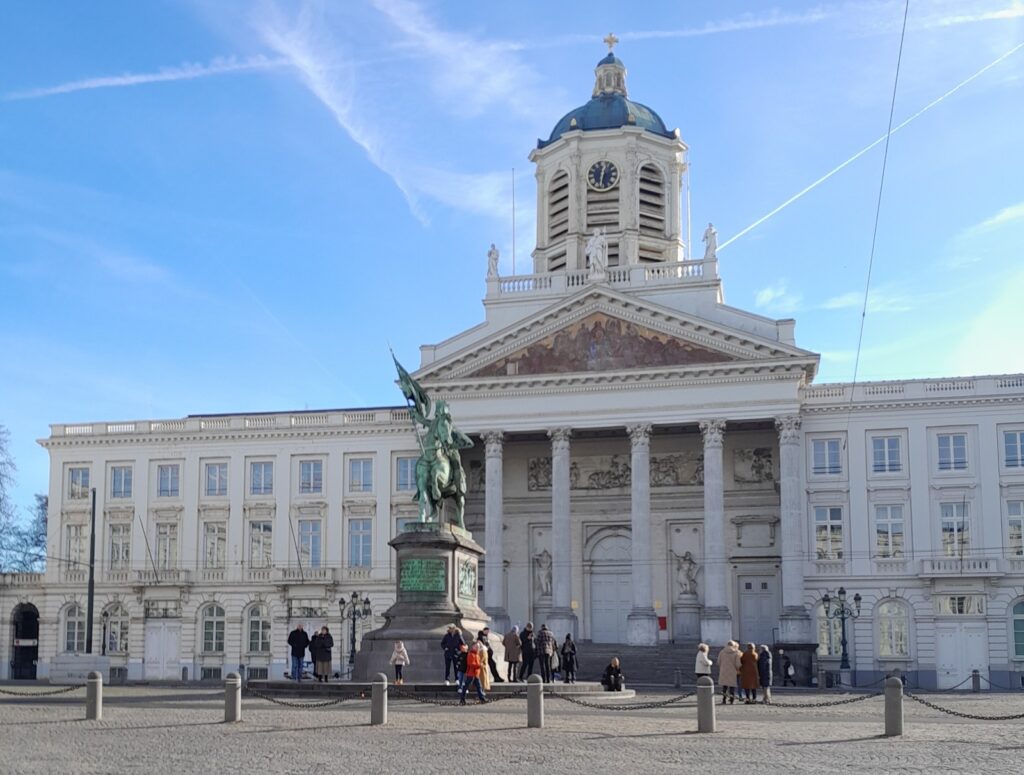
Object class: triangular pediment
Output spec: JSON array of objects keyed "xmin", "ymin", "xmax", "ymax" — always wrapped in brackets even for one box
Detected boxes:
[
  {"xmin": 417, "ymin": 286, "xmax": 818, "ymax": 384},
  {"xmin": 467, "ymin": 311, "xmax": 736, "ymax": 378}
]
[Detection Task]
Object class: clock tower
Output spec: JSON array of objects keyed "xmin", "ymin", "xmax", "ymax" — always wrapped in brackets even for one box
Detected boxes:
[{"xmin": 529, "ymin": 37, "xmax": 691, "ymax": 274}]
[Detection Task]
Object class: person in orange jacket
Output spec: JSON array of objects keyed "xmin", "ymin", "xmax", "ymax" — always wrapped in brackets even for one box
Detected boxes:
[{"xmin": 459, "ymin": 641, "xmax": 488, "ymax": 705}]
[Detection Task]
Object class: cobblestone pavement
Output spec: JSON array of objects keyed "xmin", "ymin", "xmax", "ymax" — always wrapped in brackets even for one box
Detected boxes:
[{"xmin": 1, "ymin": 688, "xmax": 1022, "ymax": 774}]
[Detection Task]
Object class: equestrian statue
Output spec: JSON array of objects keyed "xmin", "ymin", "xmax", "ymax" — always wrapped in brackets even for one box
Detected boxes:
[{"xmin": 393, "ymin": 354, "xmax": 474, "ymax": 529}]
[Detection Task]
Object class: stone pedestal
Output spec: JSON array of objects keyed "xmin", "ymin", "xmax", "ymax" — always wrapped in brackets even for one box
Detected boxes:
[
  {"xmin": 353, "ymin": 523, "xmax": 502, "ymax": 682},
  {"xmin": 672, "ymin": 596, "xmax": 702, "ymax": 642},
  {"xmin": 626, "ymin": 609, "xmax": 659, "ymax": 646}
]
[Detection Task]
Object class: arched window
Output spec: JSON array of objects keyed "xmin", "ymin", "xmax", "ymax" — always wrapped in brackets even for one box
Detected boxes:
[
  {"xmin": 638, "ymin": 163, "xmax": 666, "ymax": 241},
  {"xmin": 247, "ymin": 604, "xmax": 271, "ymax": 653},
  {"xmin": 105, "ymin": 603, "xmax": 130, "ymax": 654},
  {"xmin": 1014, "ymin": 601, "xmax": 1024, "ymax": 658},
  {"xmin": 816, "ymin": 603, "xmax": 843, "ymax": 657},
  {"xmin": 64, "ymin": 604, "xmax": 86, "ymax": 653},
  {"xmin": 202, "ymin": 604, "xmax": 225, "ymax": 653},
  {"xmin": 877, "ymin": 600, "xmax": 910, "ymax": 657}
]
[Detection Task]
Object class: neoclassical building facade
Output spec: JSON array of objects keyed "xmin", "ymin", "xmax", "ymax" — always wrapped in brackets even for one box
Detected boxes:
[{"xmin": 3, "ymin": 47, "xmax": 1023, "ymax": 689}]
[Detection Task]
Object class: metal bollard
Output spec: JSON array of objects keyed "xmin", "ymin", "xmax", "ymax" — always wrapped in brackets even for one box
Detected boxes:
[
  {"xmin": 696, "ymin": 676, "xmax": 716, "ymax": 733},
  {"xmin": 86, "ymin": 671, "xmax": 103, "ymax": 721},
  {"xmin": 884, "ymin": 676, "xmax": 903, "ymax": 737},
  {"xmin": 371, "ymin": 673, "xmax": 388, "ymax": 726},
  {"xmin": 673, "ymin": 668, "xmax": 682, "ymax": 688},
  {"xmin": 224, "ymin": 672, "xmax": 242, "ymax": 722},
  {"xmin": 527, "ymin": 674, "xmax": 544, "ymax": 728},
  {"xmin": 972, "ymin": 669, "xmax": 981, "ymax": 693}
]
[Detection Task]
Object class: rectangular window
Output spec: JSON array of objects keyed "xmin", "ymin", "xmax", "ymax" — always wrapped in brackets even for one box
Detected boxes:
[
  {"xmin": 66, "ymin": 524, "xmax": 87, "ymax": 566},
  {"xmin": 110, "ymin": 466, "xmax": 133, "ymax": 499},
  {"xmin": 1008, "ymin": 501, "xmax": 1024, "ymax": 557},
  {"xmin": 108, "ymin": 524, "xmax": 131, "ymax": 569},
  {"xmin": 203, "ymin": 522, "xmax": 226, "ymax": 569},
  {"xmin": 814, "ymin": 506, "xmax": 844, "ymax": 559},
  {"xmin": 298, "ymin": 519, "xmax": 322, "ymax": 568},
  {"xmin": 348, "ymin": 518, "xmax": 372, "ymax": 567},
  {"xmin": 937, "ymin": 433, "xmax": 968, "ymax": 471},
  {"xmin": 68, "ymin": 467, "xmax": 90, "ymax": 499},
  {"xmin": 396, "ymin": 457, "xmax": 417, "ymax": 491},
  {"xmin": 1005, "ymin": 431, "xmax": 1024, "ymax": 468},
  {"xmin": 812, "ymin": 439, "xmax": 842, "ymax": 475},
  {"xmin": 936, "ymin": 595, "xmax": 985, "ymax": 615},
  {"xmin": 157, "ymin": 464, "xmax": 180, "ymax": 497},
  {"xmin": 940, "ymin": 502, "xmax": 970, "ymax": 557},
  {"xmin": 205, "ymin": 462, "xmax": 228, "ymax": 497},
  {"xmin": 155, "ymin": 523, "xmax": 178, "ymax": 569},
  {"xmin": 299, "ymin": 459, "xmax": 323, "ymax": 495},
  {"xmin": 250, "ymin": 461, "xmax": 273, "ymax": 496},
  {"xmin": 874, "ymin": 504, "xmax": 905, "ymax": 558},
  {"xmin": 349, "ymin": 458, "xmax": 374, "ymax": 492},
  {"xmin": 872, "ymin": 436, "xmax": 902, "ymax": 473},
  {"xmin": 249, "ymin": 521, "xmax": 273, "ymax": 568}
]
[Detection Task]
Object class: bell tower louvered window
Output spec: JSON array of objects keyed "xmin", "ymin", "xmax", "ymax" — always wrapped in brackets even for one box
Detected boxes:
[
  {"xmin": 586, "ymin": 185, "xmax": 619, "ymax": 231},
  {"xmin": 547, "ymin": 171, "xmax": 570, "ymax": 243},
  {"xmin": 638, "ymin": 164, "xmax": 665, "ymax": 237}
]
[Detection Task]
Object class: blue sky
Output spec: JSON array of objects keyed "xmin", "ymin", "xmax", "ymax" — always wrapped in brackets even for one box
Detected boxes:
[{"xmin": 1, "ymin": 1, "xmax": 1023, "ymax": 513}]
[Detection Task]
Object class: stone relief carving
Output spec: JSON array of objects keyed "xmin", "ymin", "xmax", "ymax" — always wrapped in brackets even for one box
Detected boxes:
[
  {"xmin": 528, "ymin": 451, "xmax": 702, "ymax": 490},
  {"xmin": 733, "ymin": 447, "xmax": 775, "ymax": 484},
  {"xmin": 533, "ymin": 549, "xmax": 553, "ymax": 598},
  {"xmin": 470, "ymin": 312, "xmax": 735, "ymax": 377},
  {"xmin": 457, "ymin": 559, "xmax": 477, "ymax": 600}
]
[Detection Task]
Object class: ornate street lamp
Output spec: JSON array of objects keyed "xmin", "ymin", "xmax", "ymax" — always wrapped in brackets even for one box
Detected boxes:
[
  {"xmin": 340, "ymin": 592, "xmax": 373, "ymax": 666},
  {"xmin": 822, "ymin": 587, "xmax": 862, "ymax": 680}
]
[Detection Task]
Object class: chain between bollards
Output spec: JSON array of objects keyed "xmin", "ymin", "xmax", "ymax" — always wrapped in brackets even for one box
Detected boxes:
[{"xmin": 85, "ymin": 671, "xmax": 103, "ymax": 721}]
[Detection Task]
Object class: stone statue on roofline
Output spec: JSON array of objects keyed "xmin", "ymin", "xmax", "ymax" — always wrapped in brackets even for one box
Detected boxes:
[
  {"xmin": 487, "ymin": 243, "xmax": 500, "ymax": 278},
  {"xmin": 586, "ymin": 227, "xmax": 608, "ymax": 279},
  {"xmin": 702, "ymin": 223, "xmax": 718, "ymax": 260},
  {"xmin": 392, "ymin": 353, "xmax": 474, "ymax": 529}
]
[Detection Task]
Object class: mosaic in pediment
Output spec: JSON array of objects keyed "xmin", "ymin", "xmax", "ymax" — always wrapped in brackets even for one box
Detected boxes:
[{"xmin": 469, "ymin": 312, "xmax": 736, "ymax": 377}]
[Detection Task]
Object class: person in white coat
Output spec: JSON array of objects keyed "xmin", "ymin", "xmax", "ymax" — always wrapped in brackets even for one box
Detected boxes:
[
  {"xmin": 389, "ymin": 640, "xmax": 410, "ymax": 685},
  {"xmin": 694, "ymin": 642, "xmax": 713, "ymax": 682}
]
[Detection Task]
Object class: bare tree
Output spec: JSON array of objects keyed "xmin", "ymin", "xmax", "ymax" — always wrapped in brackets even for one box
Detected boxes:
[{"xmin": 0, "ymin": 424, "xmax": 20, "ymax": 571}]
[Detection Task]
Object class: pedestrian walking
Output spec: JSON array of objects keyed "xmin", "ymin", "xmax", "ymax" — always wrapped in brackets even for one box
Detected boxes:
[
  {"xmin": 601, "ymin": 657, "xmax": 624, "ymax": 691},
  {"xmin": 780, "ymin": 651, "xmax": 796, "ymax": 686},
  {"xmin": 758, "ymin": 644, "xmax": 773, "ymax": 704},
  {"xmin": 441, "ymin": 624, "xmax": 462, "ymax": 684},
  {"xmin": 477, "ymin": 627, "xmax": 504, "ymax": 682},
  {"xmin": 535, "ymin": 623, "xmax": 557, "ymax": 682},
  {"xmin": 520, "ymin": 624, "xmax": 536, "ymax": 680},
  {"xmin": 740, "ymin": 642, "xmax": 759, "ymax": 704},
  {"xmin": 287, "ymin": 623, "xmax": 310, "ymax": 682},
  {"xmin": 309, "ymin": 626, "xmax": 334, "ymax": 682},
  {"xmin": 502, "ymin": 626, "xmax": 522, "ymax": 682},
  {"xmin": 560, "ymin": 634, "xmax": 578, "ymax": 683},
  {"xmin": 716, "ymin": 640, "xmax": 741, "ymax": 704},
  {"xmin": 389, "ymin": 639, "xmax": 410, "ymax": 685},
  {"xmin": 695, "ymin": 642, "xmax": 713, "ymax": 682},
  {"xmin": 459, "ymin": 642, "xmax": 487, "ymax": 705}
]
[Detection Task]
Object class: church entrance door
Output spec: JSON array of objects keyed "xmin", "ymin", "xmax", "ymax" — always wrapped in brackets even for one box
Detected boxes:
[
  {"xmin": 588, "ymin": 533, "xmax": 632, "ymax": 643},
  {"xmin": 144, "ymin": 621, "xmax": 180, "ymax": 680},
  {"xmin": 738, "ymin": 574, "xmax": 779, "ymax": 646}
]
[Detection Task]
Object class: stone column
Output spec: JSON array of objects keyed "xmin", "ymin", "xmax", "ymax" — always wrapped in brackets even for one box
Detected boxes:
[
  {"xmin": 699, "ymin": 419, "xmax": 732, "ymax": 645},
  {"xmin": 547, "ymin": 428, "xmax": 577, "ymax": 637},
  {"xmin": 776, "ymin": 415, "xmax": 811, "ymax": 643},
  {"xmin": 626, "ymin": 424, "xmax": 658, "ymax": 645},
  {"xmin": 482, "ymin": 431, "xmax": 509, "ymax": 633}
]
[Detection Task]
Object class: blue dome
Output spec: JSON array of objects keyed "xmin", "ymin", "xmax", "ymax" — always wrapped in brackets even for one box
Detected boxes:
[
  {"xmin": 540, "ymin": 93, "xmax": 673, "ymax": 148},
  {"xmin": 596, "ymin": 53, "xmax": 623, "ymax": 67}
]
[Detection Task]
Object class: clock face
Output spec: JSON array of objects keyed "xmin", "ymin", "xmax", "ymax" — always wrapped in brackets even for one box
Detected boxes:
[{"xmin": 588, "ymin": 160, "xmax": 619, "ymax": 191}]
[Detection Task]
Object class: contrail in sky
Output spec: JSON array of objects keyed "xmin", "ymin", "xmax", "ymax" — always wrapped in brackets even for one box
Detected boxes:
[{"xmin": 719, "ymin": 41, "xmax": 1024, "ymax": 251}]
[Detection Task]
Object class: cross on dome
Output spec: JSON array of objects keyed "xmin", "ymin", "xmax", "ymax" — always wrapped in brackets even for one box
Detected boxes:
[{"xmin": 603, "ymin": 32, "xmax": 619, "ymax": 52}]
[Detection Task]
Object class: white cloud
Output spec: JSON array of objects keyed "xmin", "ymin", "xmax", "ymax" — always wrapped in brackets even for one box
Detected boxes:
[
  {"xmin": 3, "ymin": 55, "xmax": 288, "ymax": 101},
  {"xmin": 10, "ymin": 226, "xmax": 170, "ymax": 284},
  {"xmin": 821, "ymin": 289, "xmax": 913, "ymax": 313},
  {"xmin": 754, "ymin": 282, "xmax": 803, "ymax": 314},
  {"xmin": 966, "ymin": 201, "xmax": 1024, "ymax": 234},
  {"xmin": 947, "ymin": 268, "xmax": 1024, "ymax": 374}
]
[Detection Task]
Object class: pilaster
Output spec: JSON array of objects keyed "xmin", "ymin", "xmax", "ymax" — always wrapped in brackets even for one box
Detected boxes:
[
  {"xmin": 776, "ymin": 415, "xmax": 811, "ymax": 643},
  {"xmin": 626, "ymin": 424, "xmax": 658, "ymax": 645},
  {"xmin": 699, "ymin": 418, "xmax": 732, "ymax": 645},
  {"xmin": 482, "ymin": 431, "xmax": 509, "ymax": 632},
  {"xmin": 547, "ymin": 428, "xmax": 577, "ymax": 637}
]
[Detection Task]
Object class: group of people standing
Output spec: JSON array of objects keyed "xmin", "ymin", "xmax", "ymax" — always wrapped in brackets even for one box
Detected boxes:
[
  {"xmin": 695, "ymin": 641, "xmax": 777, "ymax": 704},
  {"xmin": 286, "ymin": 623, "xmax": 335, "ymax": 682}
]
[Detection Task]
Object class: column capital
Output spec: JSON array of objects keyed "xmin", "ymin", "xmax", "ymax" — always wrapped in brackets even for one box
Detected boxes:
[
  {"xmin": 775, "ymin": 415, "xmax": 802, "ymax": 445},
  {"xmin": 699, "ymin": 418, "xmax": 726, "ymax": 448},
  {"xmin": 481, "ymin": 430, "xmax": 504, "ymax": 457},
  {"xmin": 627, "ymin": 424, "xmax": 652, "ymax": 449},
  {"xmin": 548, "ymin": 427, "xmax": 572, "ymax": 451}
]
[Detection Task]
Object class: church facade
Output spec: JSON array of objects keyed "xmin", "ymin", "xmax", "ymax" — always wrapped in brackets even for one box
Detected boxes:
[{"xmin": 3, "ymin": 47, "xmax": 1023, "ymax": 690}]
